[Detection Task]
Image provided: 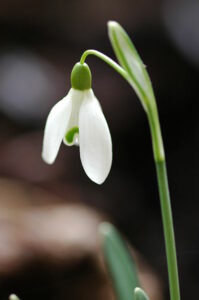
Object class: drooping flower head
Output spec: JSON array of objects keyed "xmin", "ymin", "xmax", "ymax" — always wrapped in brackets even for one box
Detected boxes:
[{"xmin": 42, "ymin": 62, "xmax": 112, "ymax": 184}]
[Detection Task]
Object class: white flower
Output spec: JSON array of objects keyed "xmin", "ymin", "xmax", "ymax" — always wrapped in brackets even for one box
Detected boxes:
[{"xmin": 42, "ymin": 87, "xmax": 112, "ymax": 184}]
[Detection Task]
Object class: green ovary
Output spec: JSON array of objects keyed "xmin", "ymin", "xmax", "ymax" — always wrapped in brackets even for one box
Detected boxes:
[{"xmin": 65, "ymin": 127, "xmax": 79, "ymax": 144}]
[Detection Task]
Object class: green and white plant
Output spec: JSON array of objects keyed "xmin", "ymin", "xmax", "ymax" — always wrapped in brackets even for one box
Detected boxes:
[{"xmin": 41, "ymin": 21, "xmax": 181, "ymax": 300}]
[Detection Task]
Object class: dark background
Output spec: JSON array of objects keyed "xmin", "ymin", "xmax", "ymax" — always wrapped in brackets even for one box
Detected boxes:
[{"xmin": 0, "ymin": 0, "xmax": 198, "ymax": 299}]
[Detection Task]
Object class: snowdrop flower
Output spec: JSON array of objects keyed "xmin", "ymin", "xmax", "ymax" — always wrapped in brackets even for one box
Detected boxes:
[{"xmin": 42, "ymin": 62, "xmax": 112, "ymax": 184}]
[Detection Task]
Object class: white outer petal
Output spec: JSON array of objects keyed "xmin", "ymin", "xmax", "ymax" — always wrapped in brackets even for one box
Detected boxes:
[
  {"xmin": 42, "ymin": 91, "xmax": 72, "ymax": 164},
  {"xmin": 79, "ymin": 90, "xmax": 112, "ymax": 184}
]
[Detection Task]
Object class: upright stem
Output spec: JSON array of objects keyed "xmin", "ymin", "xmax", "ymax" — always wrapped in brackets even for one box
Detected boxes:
[
  {"xmin": 148, "ymin": 105, "xmax": 181, "ymax": 300},
  {"xmin": 155, "ymin": 160, "xmax": 180, "ymax": 300}
]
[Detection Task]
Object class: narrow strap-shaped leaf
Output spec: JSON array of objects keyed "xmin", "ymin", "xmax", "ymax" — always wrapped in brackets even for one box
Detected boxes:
[
  {"xmin": 134, "ymin": 287, "xmax": 149, "ymax": 300},
  {"xmin": 99, "ymin": 222, "xmax": 139, "ymax": 300},
  {"xmin": 108, "ymin": 21, "xmax": 155, "ymax": 113}
]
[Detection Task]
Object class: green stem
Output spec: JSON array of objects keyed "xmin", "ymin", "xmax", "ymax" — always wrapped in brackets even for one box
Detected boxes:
[
  {"xmin": 155, "ymin": 160, "xmax": 180, "ymax": 300},
  {"xmin": 147, "ymin": 98, "xmax": 180, "ymax": 300},
  {"xmin": 147, "ymin": 101, "xmax": 180, "ymax": 300},
  {"xmin": 80, "ymin": 50, "xmax": 129, "ymax": 83}
]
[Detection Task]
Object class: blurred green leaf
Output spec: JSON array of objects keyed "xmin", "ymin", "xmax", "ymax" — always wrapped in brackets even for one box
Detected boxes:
[
  {"xmin": 134, "ymin": 287, "xmax": 149, "ymax": 300},
  {"xmin": 99, "ymin": 222, "xmax": 139, "ymax": 300}
]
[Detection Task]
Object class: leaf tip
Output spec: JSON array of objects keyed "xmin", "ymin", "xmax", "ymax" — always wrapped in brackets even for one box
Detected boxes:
[
  {"xmin": 99, "ymin": 222, "xmax": 113, "ymax": 238},
  {"xmin": 108, "ymin": 20, "xmax": 118, "ymax": 28},
  {"xmin": 134, "ymin": 287, "xmax": 149, "ymax": 300},
  {"xmin": 107, "ymin": 21, "xmax": 122, "ymax": 37},
  {"xmin": 9, "ymin": 294, "xmax": 20, "ymax": 300}
]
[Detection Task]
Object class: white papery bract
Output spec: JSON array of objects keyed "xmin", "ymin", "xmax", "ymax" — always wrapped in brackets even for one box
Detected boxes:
[{"xmin": 42, "ymin": 88, "xmax": 112, "ymax": 184}]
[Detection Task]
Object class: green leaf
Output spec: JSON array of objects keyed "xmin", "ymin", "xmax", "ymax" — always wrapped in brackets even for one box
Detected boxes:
[
  {"xmin": 108, "ymin": 21, "xmax": 155, "ymax": 113},
  {"xmin": 99, "ymin": 222, "xmax": 139, "ymax": 300},
  {"xmin": 134, "ymin": 287, "xmax": 149, "ymax": 300}
]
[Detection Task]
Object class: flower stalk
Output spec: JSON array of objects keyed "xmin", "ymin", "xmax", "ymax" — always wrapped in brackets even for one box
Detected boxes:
[
  {"xmin": 156, "ymin": 160, "xmax": 180, "ymax": 300},
  {"xmin": 147, "ymin": 94, "xmax": 180, "ymax": 300},
  {"xmin": 107, "ymin": 21, "xmax": 181, "ymax": 300},
  {"xmin": 80, "ymin": 49, "xmax": 129, "ymax": 83},
  {"xmin": 81, "ymin": 22, "xmax": 181, "ymax": 300}
]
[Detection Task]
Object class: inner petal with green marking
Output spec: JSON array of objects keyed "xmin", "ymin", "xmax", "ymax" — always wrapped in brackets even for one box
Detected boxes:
[{"xmin": 65, "ymin": 126, "xmax": 79, "ymax": 144}]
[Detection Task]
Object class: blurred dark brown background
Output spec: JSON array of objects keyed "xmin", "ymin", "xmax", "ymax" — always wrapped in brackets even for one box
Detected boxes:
[{"xmin": 0, "ymin": 0, "xmax": 198, "ymax": 299}]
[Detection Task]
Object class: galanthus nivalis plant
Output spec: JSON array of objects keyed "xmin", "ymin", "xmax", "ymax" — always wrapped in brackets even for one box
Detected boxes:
[
  {"xmin": 41, "ymin": 21, "xmax": 181, "ymax": 300},
  {"xmin": 42, "ymin": 62, "xmax": 112, "ymax": 184}
]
